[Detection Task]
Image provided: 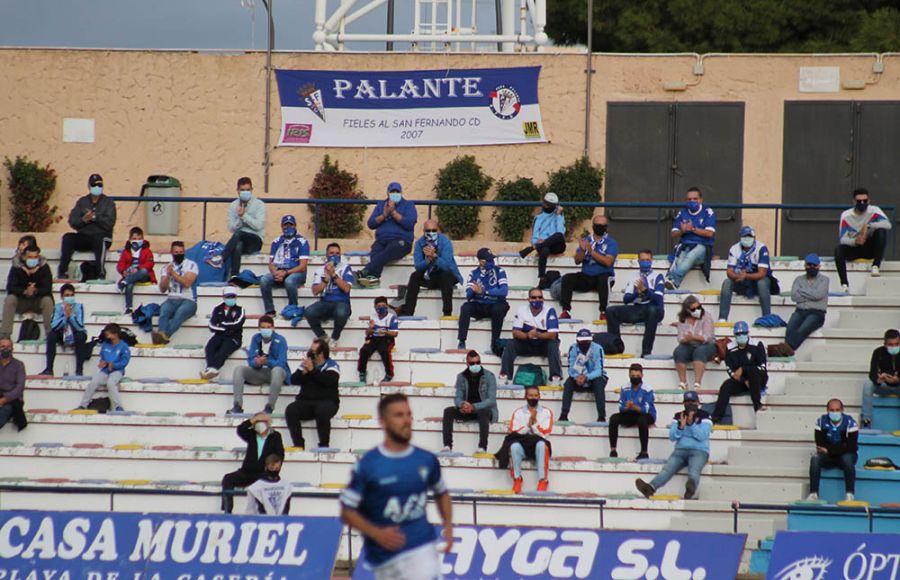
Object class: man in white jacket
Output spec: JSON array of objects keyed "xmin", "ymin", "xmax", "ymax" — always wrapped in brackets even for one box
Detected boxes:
[{"xmin": 501, "ymin": 386, "xmax": 553, "ymax": 494}]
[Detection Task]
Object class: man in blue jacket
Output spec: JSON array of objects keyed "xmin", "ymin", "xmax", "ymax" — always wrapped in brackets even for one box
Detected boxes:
[
  {"xmin": 42, "ymin": 283, "xmax": 87, "ymax": 376},
  {"xmin": 457, "ymin": 248, "xmax": 510, "ymax": 355},
  {"xmin": 520, "ymin": 192, "xmax": 566, "ymax": 279},
  {"xmin": 77, "ymin": 323, "xmax": 130, "ymax": 412},
  {"xmin": 608, "ymin": 363, "xmax": 656, "ymax": 459},
  {"xmin": 606, "ymin": 249, "xmax": 666, "ymax": 357},
  {"xmin": 636, "ymin": 390, "xmax": 711, "ymax": 500},
  {"xmin": 559, "ymin": 329, "xmax": 607, "ymax": 423},
  {"xmin": 229, "ymin": 315, "xmax": 289, "ymax": 415},
  {"xmin": 398, "ymin": 219, "xmax": 463, "ymax": 316},
  {"xmin": 358, "ymin": 182, "xmax": 417, "ymax": 286}
]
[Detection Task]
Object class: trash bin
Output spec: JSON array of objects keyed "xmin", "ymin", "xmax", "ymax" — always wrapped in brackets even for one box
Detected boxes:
[{"xmin": 142, "ymin": 175, "xmax": 181, "ymax": 235}]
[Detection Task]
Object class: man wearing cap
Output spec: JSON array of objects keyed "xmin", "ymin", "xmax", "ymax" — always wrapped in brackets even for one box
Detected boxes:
[
  {"xmin": 500, "ymin": 287, "xmax": 562, "ymax": 385},
  {"xmin": 223, "ymin": 177, "xmax": 266, "ymax": 279},
  {"xmin": 520, "ymin": 192, "xmax": 566, "ymax": 279},
  {"xmin": 559, "ymin": 215, "xmax": 617, "ymax": 321},
  {"xmin": 711, "ymin": 321, "xmax": 768, "ymax": 424},
  {"xmin": 559, "ymin": 329, "xmax": 608, "ymax": 423},
  {"xmin": 259, "ymin": 215, "xmax": 310, "ymax": 316},
  {"xmin": 58, "ymin": 173, "xmax": 117, "ymax": 279},
  {"xmin": 457, "ymin": 248, "xmax": 510, "ymax": 355},
  {"xmin": 636, "ymin": 391, "xmax": 711, "ymax": 500},
  {"xmin": 397, "ymin": 219, "xmax": 463, "ymax": 317},
  {"xmin": 357, "ymin": 182, "xmax": 417, "ymax": 286},
  {"xmin": 605, "ymin": 248, "xmax": 665, "ymax": 358},
  {"xmin": 783, "ymin": 253, "xmax": 829, "ymax": 353},
  {"xmin": 718, "ymin": 226, "xmax": 775, "ymax": 322},
  {"xmin": 202, "ymin": 286, "xmax": 246, "ymax": 380}
]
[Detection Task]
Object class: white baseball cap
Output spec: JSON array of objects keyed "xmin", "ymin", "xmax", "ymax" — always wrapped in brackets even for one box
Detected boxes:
[{"xmin": 544, "ymin": 192, "xmax": 559, "ymax": 204}]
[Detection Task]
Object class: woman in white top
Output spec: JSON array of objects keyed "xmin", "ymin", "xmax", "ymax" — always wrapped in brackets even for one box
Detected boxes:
[{"xmin": 672, "ymin": 295, "xmax": 716, "ymax": 389}]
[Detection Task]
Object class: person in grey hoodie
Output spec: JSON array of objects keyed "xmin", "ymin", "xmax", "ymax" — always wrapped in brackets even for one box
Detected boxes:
[
  {"xmin": 58, "ymin": 173, "xmax": 117, "ymax": 279},
  {"xmin": 783, "ymin": 253, "xmax": 829, "ymax": 352},
  {"xmin": 223, "ymin": 176, "xmax": 266, "ymax": 278}
]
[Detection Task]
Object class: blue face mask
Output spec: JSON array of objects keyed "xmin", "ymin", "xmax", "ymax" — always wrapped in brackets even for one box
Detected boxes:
[
  {"xmin": 260, "ymin": 328, "xmax": 273, "ymax": 339},
  {"xmin": 63, "ymin": 296, "xmax": 77, "ymax": 305},
  {"xmin": 483, "ymin": 260, "xmax": 494, "ymax": 270},
  {"xmin": 25, "ymin": 258, "xmax": 39, "ymax": 269},
  {"xmin": 239, "ymin": 190, "xmax": 252, "ymax": 202},
  {"xmin": 686, "ymin": 200, "xmax": 700, "ymax": 212},
  {"xmin": 89, "ymin": 186, "xmax": 103, "ymax": 196},
  {"xmin": 376, "ymin": 306, "xmax": 388, "ymax": 317},
  {"xmin": 224, "ymin": 298, "xmax": 237, "ymax": 307},
  {"xmin": 638, "ymin": 260, "xmax": 652, "ymax": 273},
  {"xmin": 328, "ymin": 255, "xmax": 341, "ymax": 266},
  {"xmin": 469, "ymin": 364, "xmax": 482, "ymax": 374},
  {"xmin": 283, "ymin": 227, "xmax": 296, "ymax": 239},
  {"xmin": 529, "ymin": 300, "xmax": 544, "ymax": 310},
  {"xmin": 425, "ymin": 232, "xmax": 438, "ymax": 242},
  {"xmin": 735, "ymin": 334, "xmax": 749, "ymax": 346},
  {"xmin": 828, "ymin": 411, "xmax": 842, "ymax": 423},
  {"xmin": 887, "ymin": 345, "xmax": 900, "ymax": 356},
  {"xmin": 388, "ymin": 192, "xmax": 402, "ymax": 203}
]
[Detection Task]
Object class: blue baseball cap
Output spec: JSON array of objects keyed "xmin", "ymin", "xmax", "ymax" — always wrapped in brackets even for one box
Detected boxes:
[
  {"xmin": 576, "ymin": 328, "xmax": 593, "ymax": 342},
  {"xmin": 477, "ymin": 248, "xmax": 494, "ymax": 261},
  {"xmin": 739, "ymin": 225, "xmax": 755, "ymax": 237},
  {"xmin": 387, "ymin": 182, "xmax": 402, "ymax": 193},
  {"xmin": 733, "ymin": 321, "xmax": 750, "ymax": 335},
  {"xmin": 683, "ymin": 390, "xmax": 700, "ymax": 402},
  {"xmin": 281, "ymin": 214, "xmax": 297, "ymax": 226},
  {"xmin": 805, "ymin": 253, "xmax": 820, "ymax": 265}
]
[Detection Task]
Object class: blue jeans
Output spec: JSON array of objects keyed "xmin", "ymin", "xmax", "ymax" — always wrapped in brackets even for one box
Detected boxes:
[
  {"xmin": 667, "ymin": 244, "xmax": 708, "ymax": 287},
  {"xmin": 223, "ymin": 230, "xmax": 263, "ymax": 278},
  {"xmin": 364, "ymin": 238, "xmax": 411, "ymax": 277},
  {"xmin": 158, "ymin": 298, "xmax": 197, "ymax": 338},
  {"xmin": 673, "ymin": 342, "xmax": 717, "ymax": 364},
  {"xmin": 259, "ymin": 271, "xmax": 307, "ymax": 314},
  {"xmin": 719, "ymin": 277, "xmax": 771, "ymax": 321},
  {"xmin": 511, "ymin": 440, "xmax": 547, "ymax": 480},
  {"xmin": 785, "ymin": 309, "xmax": 826, "ymax": 350},
  {"xmin": 650, "ymin": 448, "xmax": 708, "ymax": 493},
  {"xmin": 305, "ymin": 300, "xmax": 351, "ymax": 340},
  {"xmin": 809, "ymin": 452, "xmax": 857, "ymax": 494},
  {"xmin": 121, "ymin": 268, "xmax": 150, "ymax": 309},
  {"xmin": 861, "ymin": 379, "xmax": 899, "ymax": 423}
]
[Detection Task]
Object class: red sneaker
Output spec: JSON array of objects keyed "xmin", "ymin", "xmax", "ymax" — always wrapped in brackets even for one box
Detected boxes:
[
  {"xmin": 559, "ymin": 311, "xmax": 571, "ymax": 319},
  {"xmin": 537, "ymin": 479, "xmax": 549, "ymax": 492},
  {"xmin": 512, "ymin": 477, "xmax": 523, "ymax": 494},
  {"xmin": 597, "ymin": 312, "xmax": 607, "ymax": 321}
]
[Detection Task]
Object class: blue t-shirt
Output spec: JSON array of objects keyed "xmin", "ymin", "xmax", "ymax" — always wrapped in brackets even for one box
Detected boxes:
[
  {"xmin": 340, "ymin": 445, "xmax": 447, "ymax": 566},
  {"xmin": 269, "ymin": 235, "xmax": 310, "ymax": 270},
  {"xmin": 672, "ymin": 205, "xmax": 716, "ymax": 247},
  {"xmin": 578, "ymin": 234, "xmax": 618, "ymax": 276}
]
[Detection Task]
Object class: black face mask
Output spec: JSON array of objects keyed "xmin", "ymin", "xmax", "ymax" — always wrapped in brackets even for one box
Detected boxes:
[
  {"xmin": 629, "ymin": 376, "xmax": 641, "ymax": 386},
  {"xmin": 0, "ymin": 349, "xmax": 11, "ymax": 360},
  {"xmin": 593, "ymin": 224, "xmax": 607, "ymax": 236},
  {"xmin": 527, "ymin": 398, "xmax": 538, "ymax": 408},
  {"xmin": 172, "ymin": 254, "xmax": 185, "ymax": 265},
  {"xmin": 578, "ymin": 342, "xmax": 591, "ymax": 353},
  {"xmin": 542, "ymin": 204, "xmax": 555, "ymax": 213},
  {"xmin": 307, "ymin": 350, "xmax": 316, "ymax": 360},
  {"xmin": 264, "ymin": 469, "xmax": 281, "ymax": 481},
  {"xmin": 805, "ymin": 268, "xmax": 819, "ymax": 277},
  {"xmin": 855, "ymin": 200, "xmax": 869, "ymax": 212}
]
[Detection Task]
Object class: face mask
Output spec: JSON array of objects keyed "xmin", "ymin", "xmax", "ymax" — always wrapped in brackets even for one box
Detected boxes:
[
  {"xmin": 260, "ymin": 328, "xmax": 273, "ymax": 340},
  {"xmin": 855, "ymin": 200, "xmax": 868, "ymax": 212},
  {"xmin": 687, "ymin": 200, "xmax": 700, "ymax": 212},
  {"xmin": 887, "ymin": 345, "xmax": 900, "ymax": 356},
  {"xmin": 239, "ymin": 190, "xmax": 252, "ymax": 202},
  {"xmin": 483, "ymin": 260, "xmax": 495, "ymax": 270},
  {"xmin": 425, "ymin": 232, "xmax": 438, "ymax": 242},
  {"xmin": 376, "ymin": 306, "xmax": 388, "ymax": 317},
  {"xmin": 740, "ymin": 236, "xmax": 755, "ymax": 248},
  {"xmin": 264, "ymin": 469, "xmax": 280, "ymax": 480},
  {"xmin": 527, "ymin": 398, "xmax": 538, "ymax": 408},
  {"xmin": 805, "ymin": 267, "xmax": 819, "ymax": 277},
  {"xmin": 328, "ymin": 255, "xmax": 341, "ymax": 266},
  {"xmin": 629, "ymin": 376, "xmax": 641, "ymax": 386},
  {"xmin": 131, "ymin": 241, "xmax": 143, "ymax": 251},
  {"xmin": 638, "ymin": 260, "xmax": 652, "ymax": 273},
  {"xmin": 468, "ymin": 363, "xmax": 482, "ymax": 374},
  {"xmin": 388, "ymin": 193, "xmax": 402, "ymax": 203},
  {"xmin": 578, "ymin": 342, "xmax": 591, "ymax": 353},
  {"xmin": 63, "ymin": 296, "xmax": 77, "ymax": 305},
  {"xmin": 0, "ymin": 349, "xmax": 11, "ymax": 359},
  {"xmin": 529, "ymin": 300, "xmax": 543, "ymax": 310},
  {"xmin": 224, "ymin": 298, "xmax": 237, "ymax": 307},
  {"xmin": 254, "ymin": 421, "xmax": 269, "ymax": 435},
  {"xmin": 89, "ymin": 186, "xmax": 103, "ymax": 196},
  {"xmin": 690, "ymin": 308, "xmax": 702, "ymax": 319},
  {"xmin": 172, "ymin": 254, "xmax": 185, "ymax": 265},
  {"xmin": 283, "ymin": 227, "xmax": 296, "ymax": 239},
  {"xmin": 542, "ymin": 204, "xmax": 555, "ymax": 214},
  {"xmin": 593, "ymin": 224, "xmax": 606, "ymax": 236},
  {"xmin": 735, "ymin": 334, "xmax": 749, "ymax": 346},
  {"xmin": 828, "ymin": 411, "xmax": 842, "ymax": 423},
  {"xmin": 25, "ymin": 258, "xmax": 39, "ymax": 269}
]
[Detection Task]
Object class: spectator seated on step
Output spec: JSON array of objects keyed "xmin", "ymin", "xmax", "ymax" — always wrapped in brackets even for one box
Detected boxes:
[
  {"xmin": 230, "ymin": 315, "xmax": 289, "ymax": 415},
  {"xmin": 442, "ymin": 350, "xmax": 498, "ymax": 455},
  {"xmin": 673, "ymin": 294, "xmax": 716, "ymax": 390},
  {"xmin": 259, "ymin": 214, "xmax": 309, "ymax": 317},
  {"xmin": 636, "ymin": 390, "xmax": 710, "ymax": 500},
  {"xmin": 10, "ymin": 235, "xmax": 36, "ymax": 269},
  {"xmin": 558, "ymin": 214, "xmax": 617, "ymax": 321},
  {"xmin": 559, "ymin": 329, "xmax": 608, "ymax": 423},
  {"xmin": 664, "ymin": 187, "xmax": 715, "ymax": 290},
  {"xmin": 116, "ymin": 226, "xmax": 157, "ymax": 315},
  {"xmin": 711, "ymin": 321, "xmax": 768, "ymax": 424},
  {"xmin": 77, "ymin": 323, "xmax": 130, "ymax": 412},
  {"xmin": 457, "ymin": 247, "xmax": 509, "ymax": 356},
  {"xmin": 496, "ymin": 386, "xmax": 553, "ymax": 494},
  {"xmin": 860, "ymin": 328, "xmax": 900, "ymax": 428},
  {"xmin": 397, "ymin": 218, "xmax": 463, "ymax": 317},
  {"xmin": 358, "ymin": 296, "xmax": 399, "ymax": 384},
  {"xmin": 202, "ymin": 286, "xmax": 245, "ymax": 381},
  {"xmin": 1, "ymin": 243, "xmax": 53, "ymax": 340},
  {"xmin": 221, "ymin": 412, "xmax": 284, "ymax": 514},
  {"xmin": 499, "ymin": 288, "xmax": 562, "ymax": 386},
  {"xmin": 42, "ymin": 283, "xmax": 87, "ymax": 377},
  {"xmin": 807, "ymin": 398, "xmax": 858, "ymax": 503},
  {"xmin": 304, "ymin": 243, "xmax": 354, "ymax": 348},
  {"xmin": 608, "ymin": 363, "xmax": 656, "ymax": 460},
  {"xmin": 58, "ymin": 173, "xmax": 116, "ymax": 280},
  {"xmin": 606, "ymin": 249, "xmax": 665, "ymax": 358},
  {"xmin": 356, "ymin": 181, "xmax": 417, "ymax": 286},
  {"xmin": 0, "ymin": 338, "xmax": 26, "ymax": 431},
  {"xmin": 834, "ymin": 187, "xmax": 891, "ymax": 293},
  {"xmin": 519, "ymin": 191, "xmax": 566, "ymax": 280},
  {"xmin": 286, "ymin": 337, "xmax": 341, "ymax": 450},
  {"xmin": 151, "ymin": 241, "xmax": 198, "ymax": 345},
  {"xmin": 781, "ymin": 253, "xmax": 829, "ymax": 353},
  {"xmin": 719, "ymin": 226, "xmax": 777, "ymax": 323},
  {"xmin": 223, "ymin": 176, "xmax": 266, "ymax": 279},
  {"xmin": 245, "ymin": 454, "xmax": 293, "ymax": 515}
]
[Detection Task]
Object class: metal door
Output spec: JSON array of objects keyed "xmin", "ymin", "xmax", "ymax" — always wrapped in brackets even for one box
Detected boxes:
[{"xmin": 857, "ymin": 102, "xmax": 900, "ymax": 257}]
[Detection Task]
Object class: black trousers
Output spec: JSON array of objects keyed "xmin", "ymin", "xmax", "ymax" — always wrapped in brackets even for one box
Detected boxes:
[
  {"xmin": 205, "ymin": 334, "xmax": 242, "ymax": 370},
  {"xmin": 224, "ymin": 230, "xmax": 263, "ymax": 278},
  {"xmin": 535, "ymin": 232, "xmax": 566, "ymax": 277},
  {"xmin": 458, "ymin": 301, "xmax": 509, "ymax": 351},
  {"xmin": 608, "ymin": 411, "xmax": 653, "ymax": 453},
  {"xmin": 442, "ymin": 406, "xmax": 492, "ymax": 449},
  {"xmin": 221, "ymin": 468, "xmax": 259, "ymax": 513},
  {"xmin": 713, "ymin": 367, "xmax": 768, "ymax": 421},
  {"xmin": 358, "ymin": 336, "xmax": 394, "ymax": 376},
  {"xmin": 285, "ymin": 399, "xmax": 339, "ymax": 448},
  {"xmin": 45, "ymin": 328, "xmax": 87, "ymax": 375},
  {"xmin": 404, "ymin": 268, "xmax": 456, "ymax": 316},
  {"xmin": 834, "ymin": 228, "xmax": 888, "ymax": 286},
  {"xmin": 59, "ymin": 232, "xmax": 111, "ymax": 278},
  {"xmin": 560, "ymin": 271, "xmax": 611, "ymax": 312}
]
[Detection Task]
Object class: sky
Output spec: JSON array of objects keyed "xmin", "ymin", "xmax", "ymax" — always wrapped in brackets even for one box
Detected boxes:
[{"xmin": 0, "ymin": 0, "xmax": 507, "ymax": 52}]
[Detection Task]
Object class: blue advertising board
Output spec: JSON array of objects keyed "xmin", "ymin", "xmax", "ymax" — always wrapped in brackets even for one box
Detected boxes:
[
  {"xmin": 352, "ymin": 526, "xmax": 746, "ymax": 579},
  {"xmin": 767, "ymin": 531, "xmax": 900, "ymax": 580},
  {"xmin": 0, "ymin": 511, "xmax": 342, "ymax": 579}
]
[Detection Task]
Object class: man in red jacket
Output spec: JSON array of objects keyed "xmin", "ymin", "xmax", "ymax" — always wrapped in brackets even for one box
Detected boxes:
[{"xmin": 116, "ymin": 226, "xmax": 157, "ymax": 315}]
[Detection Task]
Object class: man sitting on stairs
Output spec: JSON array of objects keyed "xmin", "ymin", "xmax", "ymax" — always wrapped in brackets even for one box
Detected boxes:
[{"xmin": 807, "ymin": 398, "xmax": 858, "ymax": 503}]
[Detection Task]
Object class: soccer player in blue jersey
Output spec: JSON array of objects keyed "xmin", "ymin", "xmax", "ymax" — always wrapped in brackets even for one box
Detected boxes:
[{"xmin": 340, "ymin": 393, "xmax": 453, "ymax": 579}]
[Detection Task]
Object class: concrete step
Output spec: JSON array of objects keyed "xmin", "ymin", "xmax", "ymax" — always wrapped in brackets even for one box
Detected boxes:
[
  {"xmin": 836, "ymin": 309, "xmax": 900, "ymax": 328},
  {"xmin": 727, "ymin": 445, "xmax": 812, "ymax": 468},
  {"xmin": 809, "ymin": 344, "xmax": 874, "ymax": 362},
  {"xmin": 754, "ymin": 410, "xmax": 821, "ymax": 431},
  {"xmin": 863, "ymin": 276, "xmax": 900, "ymax": 297}
]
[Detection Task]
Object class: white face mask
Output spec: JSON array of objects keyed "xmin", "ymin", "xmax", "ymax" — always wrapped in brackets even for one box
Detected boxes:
[
  {"xmin": 690, "ymin": 308, "xmax": 702, "ymax": 319},
  {"xmin": 254, "ymin": 421, "xmax": 268, "ymax": 435}
]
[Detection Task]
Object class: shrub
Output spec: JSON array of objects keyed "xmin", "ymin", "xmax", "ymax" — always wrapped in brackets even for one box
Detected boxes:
[
  {"xmin": 434, "ymin": 155, "xmax": 494, "ymax": 239},
  {"xmin": 493, "ymin": 177, "xmax": 543, "ymax": 242},
  {"xmin": 546, "ymin": 156, "xmax": 604, "ymax": 227},
  {"xmin": 4, "ymin": 156, "xmax": 61, "ymax": 232},
  {"xmin": 307, "ymin": 155, "xmax": 367, "ymax": 239}
]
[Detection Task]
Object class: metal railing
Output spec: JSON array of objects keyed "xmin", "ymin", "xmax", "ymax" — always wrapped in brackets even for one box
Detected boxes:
[
  {"xmin": 731, "ymin": 501, "xmax": 900, "ymax": 534},
  {"xmin": 111, "ymin": 195, "xmax": 897, "ymax": 257}
]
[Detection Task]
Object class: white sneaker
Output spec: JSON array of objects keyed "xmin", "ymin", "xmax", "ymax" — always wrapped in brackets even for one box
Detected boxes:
[
  {"xmin": 841, "ymin": 284, "xmax": 850, "ymax": 293},
  {"xmin": 200, "ymin": 368, "xmax": 214, "ymax": 380},
  {"xmin": 499, "ymin": 374, "xmax": 511, "ymax": 385},
  {"xmin": 207, "ymin": 367, "xmax": 220, "ymax": 379},
  {"xmin": 806, "ymin": 492, "xmax": 819, "ymax": 501},
  {"xmin": 871, "ymin": 265, "xmax": 880, "ymax": 277},
  {"xmin": 845, "ymin": 493, "xmax": 855, "ymax": 502},
  {"xmin": 331, "ymin": 338, "xmax": 339, "ymax": 348},
  {"xmin": 476, "ymin": 447, "xmax": 487, "ymax": 454},
  {"xmin": 440, "ymin": 446, "xmax": 452, "ymax": 453},
  {"xmin": 549, "ymin": 376, "xmax": 562, "ymax": 387},
  {"xmin": 717, "ymin": 318, "xmax": 727, "ymax": 324}
]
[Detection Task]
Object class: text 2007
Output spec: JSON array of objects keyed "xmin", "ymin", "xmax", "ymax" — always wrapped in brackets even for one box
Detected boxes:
[{"xmin": 400, "ymin": 130, "xmax": 424, "ymax": 139}]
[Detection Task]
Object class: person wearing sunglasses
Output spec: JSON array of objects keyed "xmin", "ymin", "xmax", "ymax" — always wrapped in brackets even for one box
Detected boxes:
[
  {"xmin": 673, "ymin": 295, "xmax": 716, "ymax": 390},
  {"xmin": 396, "ymin": 219, "xmax": 463, "ymax": 317}
]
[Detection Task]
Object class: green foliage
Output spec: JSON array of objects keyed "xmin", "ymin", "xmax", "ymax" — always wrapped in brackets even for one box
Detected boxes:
[
  {"xmin": 434, "ymin": 156, "xmax": 494, "ymax": 239},
  {"xmin": 492, "ymin": 178, "xmax": 543, "ymax": 242},
  {"xmin": 546, "ymin": 157, "xmax": 604, "ymax": 227},
  {"xmin": 307, "ymin": 155, "xmax": 367, "ymax": 239},
  {"xmin": 546, "ymin": 0, "xmax": 900, "ymax": 52},
  {"xmin": 3, "ymin": 156, "xmax": 60, "ymax": 232}
]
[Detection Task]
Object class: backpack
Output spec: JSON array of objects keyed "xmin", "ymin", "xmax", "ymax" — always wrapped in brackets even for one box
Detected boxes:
[
  {"xmin": 592, "ymin": 332, "xmax": 624, "ymax": 355},
  {"xmin": 513, "ymin": 363, "xmax": 546, "ymax": 388},
  {"xmin": 118, "ymin": 327, "xmax": 138, "ymax": 347},
  {"xmin": 538, "ymin": 270, "xmax": 560, "ymax": 291},
  {"xmin": 17, "ymin": 319, "xmax": 40, "ymax": 342},
  {"xmin": 80, "ymin": 261, "xmax": 100, "ymax": 282},
  {"xmin": 87, "ymin": 397, "xmax": 111, "ymax": 414}
]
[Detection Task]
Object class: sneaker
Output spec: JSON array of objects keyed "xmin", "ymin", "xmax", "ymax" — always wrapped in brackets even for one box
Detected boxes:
[
  {"xmin": 862, "ymin": 418, "xmax": 871, "ymax": 428},
  {"xmin": 151, "ymin": 331, "xmax": 169, "ymax": 345},
  {"xmin": 124, "ymin": 308, "xmax": 133, "ymax": 316},
  {"xmin": 636, "ymin": 452, "xmax": 649, "ymax": 461},
  {"xmin": 841, "ymin": 284, "xmax": 850, "ymax": 293},
  {"xmin": 845, "ymin": 493, "xmax": 855, "ymax": 502},
  {"xmin": 200, "ymin": 368, "xmax": 214, "ymax": 380},
  {"xmin": 263, "ymin": 404, "xmax": 274, "ymax": 414},
  {"xmin": 597, "ymin": 312, "xmax": 607, "ymax": 322},
  {"xmin": 383, "ymin": 374, "xmax": 393, "ymax": 382},
  {"xmin": 635, "ymin": 478, "xmax": 655, "ymax": 498},
  {"xmin": 265, "ymin": 311, "xmax": 276, "ymax": 317},
  {"xmin": 717, "ymin": 318, "xmax": 727, "ymax": 324},
  {"xmin": 39, "ymin": 368, "xmax": 53, "ymax": 376},
  {"xmin": 74, "ymin": 405, "xmax": 87, "ymax": 411},
  {"xmin": 664, "ymin": 277, "xmax": 676, "ymax": 290},
  {"xmin": 693, "ymin": 382, "xmax": 701, "ymax": 390},
  {"xmin": 806, "ymin": 492, "xmax": 819, "ymax": 501},
  {"xmin": 519, "ymin": 246, "xmax": 534, "ymax": 258},
  {"xmin": 678, "ymin": 381, "xmax": 688, "ymax": 390},
  {"xmin": 558, "ymin": 414, "xmax": 569, "ymax": 422},
  {"xmin": 549, "ymin": 376, "xmax": 562, "ymax": 387},
  {"xmin": 499, "ymin": 374, "xmax": 511, "ymax": 385},
  {"xmin": 684, "ymin": 479, "xmax": 696, "ymax": 500},
  {"xmin": 871, "ymin": 265, "xmax": 880, "ymax": 277},
  {"xmin": 331, "ymin": 338, "xmax": 340, "ymax": 348},
  {"xmin": 476, "ymin": 447, "xmax": 487, "ymax": 455},
  {"xmin": 207, "ymin": 368, "xmax": 220, "ymax": 380},
  {"xmin": 559, "ymin": 310, "xmax": 571, "ymax": 319},
  {"xmin": 597, "ymin": 415, "xmax": 606, "ymax": 422},
  {"xmin": 358, "ymin": 372, "xmax": 367, "ymax": 384},
  {"xmin": 117, "ymin": 280, "xmax": 126, "ymax": 293},
  {"xmin": 609, "ymin": 450, "xmax": 618, "ymax": 458},
  {"xmin": 440, "ymin": 446, "xmax": 452, "ymax": 453},
  {"xmin": 227, "ymin": 404, "xmax": 244, "ymax": 415},
  {"xmin": 512, "ymin": 476, "xmax": 523, "ymax": 494},
  {"xmin": 114, "ymin": 406, "xmax": 125, "ymax": 412},
  {"xmin": 537, "ymin": 479, "xmax": 549, "ymax": 492},
  {"xmin": 457, "ymin": 341, "xmax": 466, "ymax": 350}
]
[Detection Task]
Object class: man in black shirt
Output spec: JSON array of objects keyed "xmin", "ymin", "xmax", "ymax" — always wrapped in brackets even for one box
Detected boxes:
[
  {"xmin": 286, "ymin": 338, "xmax": 341, "ymax": 449},
  {"xmin": 221, "ymin": 412, "xmax": 284, "ymax": 513},
  {"xmin": 808, "ymin": 398, "xmax": 859, "ymax": 502},
  {"xmin": 860, "ymin": 328, "xmax": 900, "ymax": 427},
  {"xmin": 1, "ymin": 244, "xmax": 54, "ymax": 340},
  {"xmin": 711, "ymin": 321, "xmax": 768, "ymax": 423},
  {"xmin": 441, "ymin": 351, "xmax": 498, "ymax": 454}
]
